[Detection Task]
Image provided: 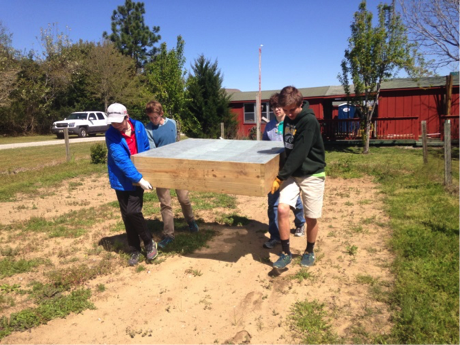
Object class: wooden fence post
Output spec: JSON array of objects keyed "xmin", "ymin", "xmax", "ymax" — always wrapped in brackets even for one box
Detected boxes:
[
  {"xmin": 444, "ymin": 120, "xmax": 452, "ymax": 186},
  {"xmin": 446, "ymin": 74, "xmax": 453, "ymax": 117},
  {"xmin": 221, "ymin": 122, "xmax": 225, "ymax": 139},
  {"xmin": 421, "ymin": 121, "xmax": 428, "ymax": 164},
  {"xmin": 64, "ymin": 128, "xmax": 71, "ymax": 162},
  {"xmin": 176, "ymin": 120, "xmax": 181, "ymax": 142}
]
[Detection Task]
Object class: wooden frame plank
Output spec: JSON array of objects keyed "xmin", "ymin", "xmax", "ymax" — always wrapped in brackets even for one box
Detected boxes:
[{"xmin": 132, "ymin": 139, "xmax": 284, "ymax": 196}]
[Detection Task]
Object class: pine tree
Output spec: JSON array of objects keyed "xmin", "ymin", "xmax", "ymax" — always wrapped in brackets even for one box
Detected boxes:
[
  {"xmin": 103, "ymin": 0, "xmax": 161, "ymax": 70},
  {"xmin": 184, "ymin": 55, "xmax": 238, "ymax": 138}
]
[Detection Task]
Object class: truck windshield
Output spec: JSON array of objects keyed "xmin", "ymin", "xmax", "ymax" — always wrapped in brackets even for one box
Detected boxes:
[{"xmin": 67, "ymin": 113, "xmax": 87, "ymax": 120}]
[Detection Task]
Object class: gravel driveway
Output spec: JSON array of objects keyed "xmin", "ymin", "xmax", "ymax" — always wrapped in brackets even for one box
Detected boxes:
[{"xmin": 0, "ymin": 136, "xmax": 106, "ymax": 150}]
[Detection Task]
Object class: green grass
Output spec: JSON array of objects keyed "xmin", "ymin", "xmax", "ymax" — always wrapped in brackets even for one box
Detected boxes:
[
  {"xmin": 0, "ymin": 142, "xmax": 104, "ymax": 173},
  {"xmin": 0, "ymin": 258, "xmax": 46, "ymax": 278},
  {"xmin": 4, "ymin": 205, "xmax": 119, "ymax": 238},
  {"xmin": 0, "ymin": 144, "xmax": 107, "ymax": 202},
  {"xmin": 189, "ymin": 192, "xmax": 237, "ymax": 210},
  {"xmin": 215, "ymin": 213, "xmax": 250, "ymax": 226},
  {"xmin": 155, "ymin": 229, "xmax": 216, "ymax": 256},
  {"xmin": 288, "ymin": 299, "xmax": 339, "ymax": 344},
  {"xmin": 290, "ymin": 268, "xmax": 315, "ymax": 283},
  {"xmin": 0, "ymin": 289, "xmax": 95, "ymax": 338},
  {"xmin": 326, "ymin": 146, "xmax": 459, "ymax": 344}
]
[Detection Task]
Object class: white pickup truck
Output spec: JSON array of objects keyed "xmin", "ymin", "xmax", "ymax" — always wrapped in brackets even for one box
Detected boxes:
[{"xmin": 51, "ymin": 111, "xmax": 109, "ymax": 138}]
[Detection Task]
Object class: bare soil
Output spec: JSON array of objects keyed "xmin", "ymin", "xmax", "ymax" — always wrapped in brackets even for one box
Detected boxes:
[{"xmin": 0, "ymin": 175, "xmax": 393, "ymax": 344}]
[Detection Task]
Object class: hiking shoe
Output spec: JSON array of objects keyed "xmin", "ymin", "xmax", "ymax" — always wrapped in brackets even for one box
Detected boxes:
[
  {"xmin": 158, "ymin": 237, "xmax": 174, "ymax": 249},
  {"xmin": 301, "ymin": 252, "xmax": 315, "ymax": 267},
  {"xmin": 128, "ymin": 251, "xmax": 141, "ymax": 266},
  {"xmin": 294, "ymin": 224, "xmax": 306, "ymax": 237},
  {"xmin": 188, "ymin": 221, "xmax": 199, "ymax": 233},
  {"xmin": 273, "ymin": 253, "xmax": 292, "ymax": 269},
  {"xmin": 263, "ymin": 238, "xmax": 280, "ymax": 249},
  {"xmin": 145, "ymin": 242, "xmax": 158, "ymax": 261}
]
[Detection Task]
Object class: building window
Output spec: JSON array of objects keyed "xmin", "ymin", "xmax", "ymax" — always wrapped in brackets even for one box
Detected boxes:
[
  {"xmin": 244, "ymin": 103, "xmax": 255, "ymax": 123},
  {"xmin": 244, "ymin": 102, "xmax": 274, "ymax": 124}
]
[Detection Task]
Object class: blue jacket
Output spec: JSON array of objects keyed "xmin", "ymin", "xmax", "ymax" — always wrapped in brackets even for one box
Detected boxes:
[{"xmin": 105, "ymin": 118, "xmax": 150, "ymax": 191}]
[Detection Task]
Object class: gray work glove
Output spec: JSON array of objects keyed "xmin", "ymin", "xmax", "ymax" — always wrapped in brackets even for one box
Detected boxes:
[{"xmin": 138, "ymin": 178, "xmax": 153, "ymax": 190}]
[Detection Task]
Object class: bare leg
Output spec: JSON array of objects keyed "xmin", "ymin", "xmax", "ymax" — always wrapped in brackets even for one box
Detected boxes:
[
  {"xmin": 305, "ymin": 217, "xmax": 319, "ymax": 243},
  {"xmin": 278, "ymin": 203, "xmax": 291, "ymax": 241}
]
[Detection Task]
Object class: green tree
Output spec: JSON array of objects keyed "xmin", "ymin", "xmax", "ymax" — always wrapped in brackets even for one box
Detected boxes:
[
  {"xmin": 103, "ymin": 0, "xmax": 161, "ymax": 70},
  {"xmin": 338, "ymin": 0, "xmax": 426, "ymax": 153},
  {"xmin": 144, "ymin": 35, "xmax": 187, "ymax": 126},
  {"xmin": 85, "ymin": 40, "xmax": 138, "ymax": 110},
  {"xmin": 0, "ymin": 21, "xmax": 19, "ymax": 107},
  {"xmin": 184, "ymin": 55, "xmax": 238, "ymax": 139},
  {"xmin": 7, "ymin": 57, "xmax": 48, "ymax": 134},
  {"xmin": 5, "ymin": 23, "xmax": 84, "ymax": 134}
]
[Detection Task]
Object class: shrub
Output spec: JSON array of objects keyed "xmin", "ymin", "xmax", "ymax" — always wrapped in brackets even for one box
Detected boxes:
[{"xmin": 90, "ymin": 143, "xmax": 107, "ymax": 164}]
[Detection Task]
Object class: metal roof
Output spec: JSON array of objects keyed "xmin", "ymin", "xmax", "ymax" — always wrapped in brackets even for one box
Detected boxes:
[{"xmin": 227, "ymin": 74, "xmax": 459, "ymax": 102}]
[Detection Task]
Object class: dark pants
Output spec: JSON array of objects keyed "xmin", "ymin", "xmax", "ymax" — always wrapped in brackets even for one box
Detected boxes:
[{"xmin": 116, "ymin": 188, "xmax": 152, "ymax": 251}]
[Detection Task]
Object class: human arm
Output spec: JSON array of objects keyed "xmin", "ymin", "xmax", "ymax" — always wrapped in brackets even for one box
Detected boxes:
[
  {"xmin": 106, "ymin": 132, "xmax": 143, "ymax": 184},
  {"xmin": 262, "ymin": 126, "xmax": 269, "ymax": 141},
  {"xmin": 145, "ymin": 122, "xmax": 157, "ymax": 149}
]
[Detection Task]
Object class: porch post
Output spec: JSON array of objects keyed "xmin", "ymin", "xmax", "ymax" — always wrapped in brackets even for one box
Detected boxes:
[{"xmin": 444, "ymin": 120, "xmax": 452, "ymax": 186}]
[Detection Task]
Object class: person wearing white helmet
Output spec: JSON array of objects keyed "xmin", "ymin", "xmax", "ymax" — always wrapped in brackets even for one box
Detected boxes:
[{"xmin": 105, "ymin": 102, "xmax": 158, "ymax": 266}]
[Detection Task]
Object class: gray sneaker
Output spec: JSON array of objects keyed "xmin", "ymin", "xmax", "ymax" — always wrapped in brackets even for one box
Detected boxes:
[
  {"xmin": 145, "ymin": 242, "xmax": 158, "ymax": 261},
  {"xmin": 294, "ymin": 224, "xmax": 306, "ymax": 237},
  {"xmin": 263, "ymin": 239, "xmax": 280, "ymax": 249},
  {"xmin": 128, "ymin": 251, "xmax": 141, "ymax": 266}
]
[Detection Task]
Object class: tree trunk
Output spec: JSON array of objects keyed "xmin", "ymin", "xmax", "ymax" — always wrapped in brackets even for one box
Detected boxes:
[{"xmin": 363, "ymin": 116, "xmax": 371, "ymax": 154}]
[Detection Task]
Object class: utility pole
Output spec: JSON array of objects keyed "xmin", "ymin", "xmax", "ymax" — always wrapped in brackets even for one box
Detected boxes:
[{"xmin": 257, "ymin": 44, "xmax": 263, "ymax": 140}]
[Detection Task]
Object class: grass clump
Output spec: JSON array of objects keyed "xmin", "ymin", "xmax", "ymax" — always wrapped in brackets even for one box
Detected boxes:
[
  {"xmin": 215, "ymin": 213, "xmax": 250, "ymax": 226},
  {"xmin": 0, "ymin": 258, "xmax": 45, "ymax": 278},
  {"xmin": 7, "ymin": 205, "xmax": 118, "ymax": 238},
  {"xmin": 0, "ymin": 289, "xmax": 94, "ymax": 339},
  {"xmin": 288, "ymin": 299, "xmax": 339, "ymax": 344},
  {"xmin": 190, "ymin": 192, "xmax": 237, "ymax": 210},
  {"xmin": 46, "ymin": 258, "xmax": 116, "ymax": 290},
  {"xmin": 157, "ymin": 230, "xmax": 216, "ymax": 256},
  {"xmin": 290, "ymin": 268, "xmax": 315, "ymax": 283}
]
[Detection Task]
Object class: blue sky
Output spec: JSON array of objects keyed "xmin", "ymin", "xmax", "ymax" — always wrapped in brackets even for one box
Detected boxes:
[{"xmin": 1, "ymin": 0, "xmax": 454, "ymax": 92}]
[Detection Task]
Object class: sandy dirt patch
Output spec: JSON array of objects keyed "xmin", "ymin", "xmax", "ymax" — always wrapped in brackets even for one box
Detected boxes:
[{"xmin": 1, "ymin": 174, "xmax": 393, "ymax": 344}]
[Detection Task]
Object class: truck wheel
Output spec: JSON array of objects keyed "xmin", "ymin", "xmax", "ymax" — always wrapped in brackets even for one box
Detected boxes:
[
  {"xmin": 78, "ymin": 127, "xmax": 87, "ymax": 138},
  {"xmin": 56, "ymin": 133, "xmax": 64, "ymax": 139}
]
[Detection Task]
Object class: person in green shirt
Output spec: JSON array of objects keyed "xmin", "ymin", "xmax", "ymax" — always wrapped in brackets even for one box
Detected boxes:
[{"xmin": 271, "ymin": 86, "xmax": 326, "ymax": 269}]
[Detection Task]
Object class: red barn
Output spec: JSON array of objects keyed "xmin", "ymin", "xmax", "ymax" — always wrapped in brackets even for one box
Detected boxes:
[{"xmin": 228, "ymin": 74, "xmax": 459, "ymax": 143}]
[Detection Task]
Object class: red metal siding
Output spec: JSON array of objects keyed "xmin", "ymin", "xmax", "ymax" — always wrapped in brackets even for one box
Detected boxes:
[
  {"xmin": 379, "ymin": 87, "xmax": 451, "ymax": 138},
  {"xmin": 230, "ymin": 103, "xmax": 267, "ymax": 138}
]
